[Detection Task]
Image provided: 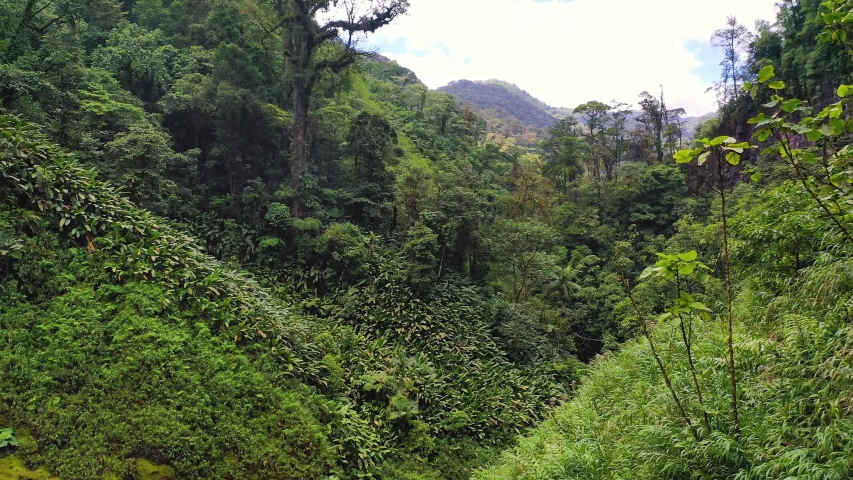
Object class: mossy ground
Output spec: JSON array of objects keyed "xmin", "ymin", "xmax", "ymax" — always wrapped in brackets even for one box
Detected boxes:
[
  {"xmin": 0, "ymin": 456, "xmax": 58, "ymax": 480},
  {"xmin": 0, "ymin": 457, "xmax": 175, "ymax": 480}
]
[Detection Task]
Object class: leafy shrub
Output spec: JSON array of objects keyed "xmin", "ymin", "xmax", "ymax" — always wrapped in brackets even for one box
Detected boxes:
[
  {"xmin": 265, "ymin": 202, "xmax": 293, "ymax": 228},
  {"xmin": 0, "ymin": 429, "xmax": 19, "ymax": 458}
]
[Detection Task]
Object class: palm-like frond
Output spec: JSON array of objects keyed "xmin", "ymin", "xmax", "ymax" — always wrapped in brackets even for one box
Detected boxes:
[{"xmin": 545, "ymin": 265, "xmax": 581, "ymax": 299}]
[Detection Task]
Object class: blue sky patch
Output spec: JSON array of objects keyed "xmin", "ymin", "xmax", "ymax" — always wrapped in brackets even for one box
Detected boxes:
[
  {"xmin": 685, "ymin": 39, "xmax": 723, "ymax": 84},
  {"xmin": 363, "ymin": 37, "xmax": 409, "ymax": 55},
  {"xmin": 411, "ymin": 42, "xmax": 451, "ymax": 58}
]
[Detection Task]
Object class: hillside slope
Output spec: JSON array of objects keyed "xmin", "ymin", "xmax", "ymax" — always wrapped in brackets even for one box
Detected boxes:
[
  {"xmin": 438, "ymin": 80, "xmax": 559, "ymax": 130},
  {"xmin": 0, "ymin": 66, "xmax": 566, "ymax": 477},
  {"xmin": 0, "ymin": 117, "xmax": 335, "ymax": 479},
  {"xmin": 475, "ymin": 181, "xmax": 853, "ymax": 478},
  {"xmin": 477, "ymin": 80, "xmax": 574, "ymax": 119},
  {"xmin": 437, "ymin": 80, "xmax": 558, "ymax": 147}
]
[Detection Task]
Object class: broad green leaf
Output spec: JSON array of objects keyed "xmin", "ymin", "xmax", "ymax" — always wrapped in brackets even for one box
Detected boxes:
[
  {"xmin": 768, "ymin": 81, "xmax": 786, "ymax": 90},
  {"xmin": 837, "ymin": 84, "xmax": 853, "ymax": 97},
  {"xmin": 674, "ymin": 148, "xmax": 702, "ymax": 164},
  {"xmin": 782, "ymin": 99, "xmax": 804, "ymax": 112},
  {"xmin": 751, "ymin": 172, "xmax": 763, "ymax": 182},
  {"xmin": 748, "ymin": 113, "xmax": 766, "ymax": 125},
  {"xmin": 673, "ymin": 152, "xmax": 691, "ymax": 163},
  {"xmin": 827, "ymin": 103, "xmax": 844, "ymax": 119},
  {"xmin": 758, "ymin": 65, "xmax": 775, "ymax": 83},
  {"xmin": 830, "ymin": 118, "xmax": 846, "ymax": 135},
  {"xmin": 710, "ymin": 136, "xmax": 735, "ymax": 147},
  {"xmin": 678, "ymin": 250, "xmax": 698, "ymax": 261},
  {"xmin": 678, "ymin": 263, "xmax": 697, "ymax": 275},
  {"xmin": 819, "ymin": 124, "xmax": 836, "ymax": 137},
  {"xmin": 695, "ymin": 271, "xmax": 711, "ymax": 283},
  {"xmin": 639, "ymin": 266, "xmax": 656, "ymax": 280},
  {"xmin": 756, "ymin": 129, "xmax": 771, "ymax": 142},
  {"xmin": 791, "ymin": 123, "xmax": 813, "ymax": 134},
  {"xmin": 726, "ymin": 151, "xmax": 741, "ymax": 165},
  {"xmin": 824, "ymin": 11, "xmax": 846, "ymax": 23},
  {"xmin": 697, "ymin": 151, "xmax": 710, "ymax": 166},
  {"xmin": 806, "ymin": 129, "xmax": 823, "ymax": 142}
]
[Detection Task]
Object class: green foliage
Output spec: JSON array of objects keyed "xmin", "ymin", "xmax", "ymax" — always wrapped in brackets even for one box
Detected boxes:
[
  {"xmin": 0, "ymin": 282, "xmax": 335, "ymax": 479},
  {"xmin": 477, "ymin": 4, "xmax": 853, "ymax": 477},
  {"xmin": 0, "ymin": 116, "xmax": 318, "ymax": 364},
  {"xmin": 315, "ymin": 222, "xmax": 371, "ymax": 283},
  {"xmin": 487, "ymin": 218, "xmax": 559, "ymax": 303},
  {"xmin": 265, "ymin": 202, "xmax": 293, "ymax": 228},
  {"xmin": 7, "ymin": 0, "xmax": 835, "ymax": 476},
  {"xmin": 345, "ymin": 112, "xmax": 397, "ymax": 229},
  {"xmin": 329, "ymin": 269, "xmax": 565, "ymax": 445},
  {"xmin": 0, "ymin": 428, "xmax": 19, "ymax": 457},
  {"xmin": 293, "ymin": 217, "xmax": 324, "ymax": 232},
  {"xmin": 476, "ymin": 251, "xmax": 853, "ymax": 478},
  {"xmin": 401, "ymin": 222, "xmax": 439, "ymax": 288}
]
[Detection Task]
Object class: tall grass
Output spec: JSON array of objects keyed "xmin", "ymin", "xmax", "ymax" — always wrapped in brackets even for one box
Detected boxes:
[{"xmin": 475, "ymin": 253, "xmax": 853, "ymax": 479}]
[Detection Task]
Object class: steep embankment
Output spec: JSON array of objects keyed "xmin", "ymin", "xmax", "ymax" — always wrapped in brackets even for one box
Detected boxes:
[
  {"xmin": 0, "ymin": 116, "xmax": 336, "ymax": 479},
  {"xmin": 477, "ymin": 305, "xmax": 853, "ymax": 478},
  {"xmin": 0, "ymin": 92, "xmax": 564, "ymax": 478}
]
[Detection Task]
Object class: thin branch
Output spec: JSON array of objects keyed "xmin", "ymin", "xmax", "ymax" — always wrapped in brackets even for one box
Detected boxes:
[
  {"xmin": 774, "ymin": 130, "xmax": 853, "ymax": 244},
  {"xmin": 614, "ymin": 257, "xmax": 700, "ymax": 441}
]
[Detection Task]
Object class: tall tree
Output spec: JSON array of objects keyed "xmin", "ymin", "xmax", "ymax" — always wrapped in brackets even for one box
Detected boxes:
[
  {"xmin": 711, "ymin": 16, "xmax": 755, "ymax": 105},
  {"xmin": 637, "ymin": 88, "xmax": 684, "ymax": 164},
  {"xmin": 637, "ymin": 90, "xmax": 666, "ymax": 164},
  {"xmin": 602, "ymin": 101, "xmax": 631, "ymax": 181},
  {"xmin": 345, "ymin": 111, "xmax": 397, "ymax": 228},
  {"xmin": 574, "ymin": 100, "xmax": 611, "ymax": 186},
  {"xmin": 541, "ymin": 117, "xmax": 587, "ymax": 195},
  {"xmin": 266, "ymin": 0, "xmax": 409, "ymax": 218}
]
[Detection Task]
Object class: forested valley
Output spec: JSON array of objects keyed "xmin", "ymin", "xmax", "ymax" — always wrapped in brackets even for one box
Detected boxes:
[{"xmin": 1, "ymin": 0, "xmax": 853, "ymax": 478}]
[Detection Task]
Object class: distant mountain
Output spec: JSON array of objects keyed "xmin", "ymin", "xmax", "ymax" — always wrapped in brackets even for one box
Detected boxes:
[
  {"xmin": 438, "ymin": 79, "xmax": 570, "ymax": 146},
  {"xmin": 438, "ymin": 79, "xmax": 559, "ymax": 129},
  {"xmin": 438, "ymin": 78, "xmax": 717, "ymax": 148},
  {"xmin": 477, "ymin": 80, "xmax": 574, "ymax": 119}
]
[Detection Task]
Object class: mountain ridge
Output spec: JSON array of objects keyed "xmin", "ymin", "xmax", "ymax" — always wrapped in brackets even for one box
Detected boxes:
[{"xmin": 438, "ymin": 77, "xmax": 716, "ymax": 146}]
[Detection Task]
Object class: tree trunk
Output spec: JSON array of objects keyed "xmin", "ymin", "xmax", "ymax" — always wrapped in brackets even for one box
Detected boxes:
[{"xmin": 290, "ymin": 87, "xmax": 310, "ymax": 219}]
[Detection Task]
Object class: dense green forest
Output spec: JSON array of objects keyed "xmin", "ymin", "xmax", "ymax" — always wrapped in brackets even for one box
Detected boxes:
[{"xmin": 1, "ymin": 0, "xmax": 853, "ymax": 478}]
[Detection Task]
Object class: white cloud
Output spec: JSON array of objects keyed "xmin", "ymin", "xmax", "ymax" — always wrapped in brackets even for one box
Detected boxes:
[{"xmin": 363, "ymin": 0, "xmax": 778, "ymax": 116}]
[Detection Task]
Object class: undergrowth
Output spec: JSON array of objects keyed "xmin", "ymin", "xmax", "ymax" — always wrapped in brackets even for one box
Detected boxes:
[
  {"xmin": 475, "ymin": 248, "xmax": 853, "ymax": 479},
  {"xmin": 0, "ymin": 112, "xmax": 547, "ymax": 479}
]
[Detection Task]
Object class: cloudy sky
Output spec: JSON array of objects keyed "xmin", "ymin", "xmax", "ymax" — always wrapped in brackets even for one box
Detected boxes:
[{"xmin": 360, "ymin": 0, "xmax": 779, "ymax": 116}]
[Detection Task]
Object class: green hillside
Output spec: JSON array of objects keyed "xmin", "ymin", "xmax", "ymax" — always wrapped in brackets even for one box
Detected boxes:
[
  {"xmin": 437, "ymin": 79, "xmax": 556, "ymax": 147},
  {"xmin": 437, "ymin": 80, "xmax": 559, "ymax": 129},
  {"xmin": 1, "ymin": 0, "xmax": 853, "ymax": 478}
]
